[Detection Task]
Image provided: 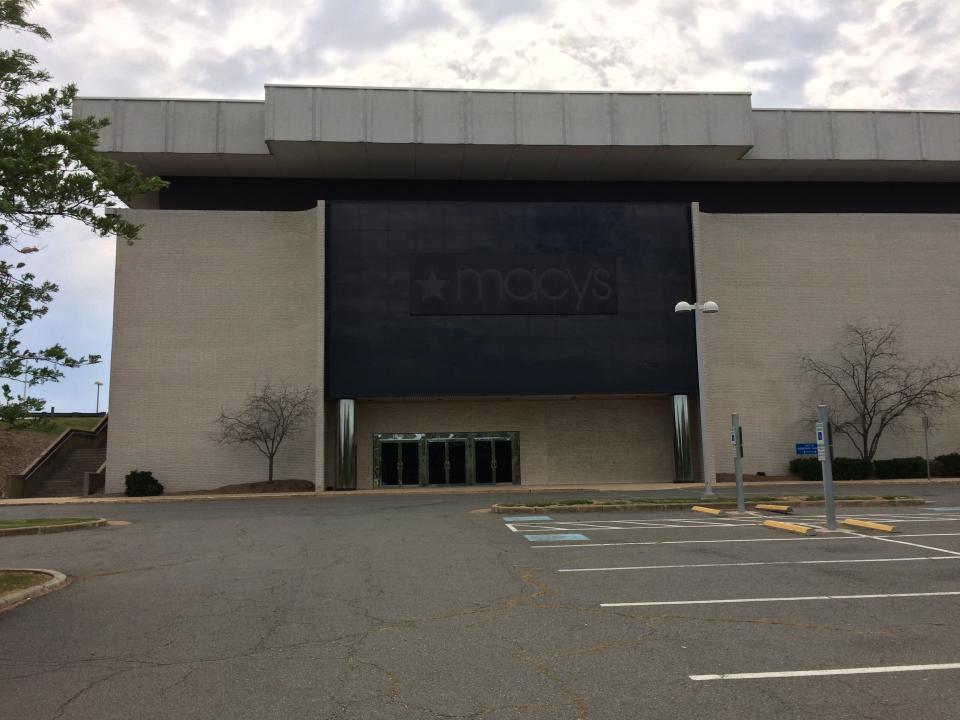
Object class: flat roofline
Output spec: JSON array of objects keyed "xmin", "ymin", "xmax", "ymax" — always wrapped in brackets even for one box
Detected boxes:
[
  {"xmin": 756, "ymin": 106, "xmax": 960, "ymax": 114},
  {"xmin": 74, "ymin": 88, "xmax": 960, "ymax": 114},
  {"xmin": 75, "ymin": 96, "xmax": 263, "ymax": 103},
  {"xmin": 264, "ymin": 83, "xmax": 754, "ymax": 96}
]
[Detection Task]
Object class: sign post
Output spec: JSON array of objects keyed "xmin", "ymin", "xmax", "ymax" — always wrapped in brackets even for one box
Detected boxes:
[
  {"xmin": 923, "ymin": 414, "xmax": 932, "ymax": 481},
  {"xmin": 817, "ymin": 405, "xmax": 837, "ymax": 530},
  {"xmin": 731, "ymin": 413, "xmax": 744, "ymax": 512}
]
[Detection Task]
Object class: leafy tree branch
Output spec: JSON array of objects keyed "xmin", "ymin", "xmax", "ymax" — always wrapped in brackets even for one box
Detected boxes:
[{"xmin": 0, "ymin": 0, "xmax": 166, "ymax": 425}]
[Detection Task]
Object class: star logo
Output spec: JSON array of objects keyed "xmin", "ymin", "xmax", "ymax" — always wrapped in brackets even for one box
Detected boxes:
[{"xmin": 417, "ymin": 269, "xmax": 448, "ymax": 302}]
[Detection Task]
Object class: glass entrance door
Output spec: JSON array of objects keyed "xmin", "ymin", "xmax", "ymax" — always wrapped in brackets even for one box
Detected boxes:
[
  {"xmin": 380, "ymin": 441, "xmax": 420, "ymax": 486},
  {"xmin": 427, "ymin": 440, "xmax": 467, "ymax": 485},
  {"xmin": 474, "ymin": 438, "xmax": 514, "ymax": 484},
  {"xmin": 493, "ymin": 439, "xmax": 512, "ymax": 483},
  {"xmin": 375, "ymin": 432, "xmax": 518, "ymax": 487}
]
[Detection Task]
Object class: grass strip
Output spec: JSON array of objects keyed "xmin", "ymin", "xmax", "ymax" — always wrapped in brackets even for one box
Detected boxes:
[
  {"xmin": 0, "ymin": 570, "xmax": 49, "ymax": 594},
  {"xmin": 498, "ymin": 495, "xmax": 916, "ymax": 509},
  {"xmin": 0, "ymin": 518, "xmax": 97, "ymax": 530}
]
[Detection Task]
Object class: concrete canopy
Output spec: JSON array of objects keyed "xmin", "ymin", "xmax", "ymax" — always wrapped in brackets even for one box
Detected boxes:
[{"xmin": 74, "ymin": 85, "xmax": 960, "ymax": 181}]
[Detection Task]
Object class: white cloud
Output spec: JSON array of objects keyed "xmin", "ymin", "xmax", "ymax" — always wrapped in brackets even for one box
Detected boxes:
[
  {"xmin": 806, "ymin": 0, "xmax": 960, "ymax": 108},
  {"xmin": 8, "ymin": 0, "xmax": 955, "ymax": 108},
  {"xmin": 4, "ymin": 0, "xmax": 959, "ymax": 411}
]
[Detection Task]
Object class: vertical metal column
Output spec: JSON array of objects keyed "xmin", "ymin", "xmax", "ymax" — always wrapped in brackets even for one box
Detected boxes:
[
  {"xmin": 817, "ymin": 405, "xmax": 837, "ymax": 530},
  {"xmin": 731, "ymin": 413, "xmax": 744, "ymax": 512},
  {"xmin": 335, "ymin": 399, "xmax": 357, "ymax": 490},
  {"xmin": 693, "ymin": 307, "xmax": 716, "ymax": 497},
  {"xmin": 672, "ymin": 395, "xmax": 694, "ymax": 483}
]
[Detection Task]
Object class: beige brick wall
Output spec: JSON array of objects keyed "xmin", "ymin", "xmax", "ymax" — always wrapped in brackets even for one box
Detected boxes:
[
  {"xmin": 110, "ymin": 203, "xmax": 960, "ymax": 491},
  {"xmin": 106, "ymin": 207, "xmax": 324, "ymax": 493},
  {"xmin": 354, "ymin": 396, "xmax": 675, "ymax": 488},
  {"xmin": 695, "ymin": 209, "xmax": 960, "ymax": 475}
]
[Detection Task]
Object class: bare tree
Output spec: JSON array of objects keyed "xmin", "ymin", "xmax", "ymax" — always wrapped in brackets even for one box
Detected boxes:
[
  {"xmin": 801, "ymin": 322, "xmax": 960, "ymax": 462},
  {"xmin": 215, "ymin": 383, "xmax": 315, "ymax": 481}
]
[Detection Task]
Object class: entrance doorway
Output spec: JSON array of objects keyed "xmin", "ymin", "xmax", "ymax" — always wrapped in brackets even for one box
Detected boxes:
[
  {"xmin": 428, "ymin": 439, "xmax": 467, "ymax": 485},
  {"xmin": 374, "ymin": 432, "xmax": 519, "ymax": 487},
  {"xmin": 379, "ymin": 441, "xmax": 421, "ymax": 486},
  {"xmin": 473, "ymin": 439, "xmax": 513, "ymax": 484}
]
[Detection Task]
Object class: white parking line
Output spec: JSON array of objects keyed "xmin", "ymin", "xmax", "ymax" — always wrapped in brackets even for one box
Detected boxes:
[
  {"xmin": 533, "ymin": 536, "xmax": 861, "ymax": 549},
  {"xmin": 690, "ymin": 662, "xmax": 960, "ymax": 681},
  {"xmin": 557, "ymin": 556, "xmax": 960, "ymax": 573},
  {"xmin": 864, "ymin": 535, "xmax": 960, "ymax": 556},
  {"xmin": 601, "ymin": 590, "xmax": 960, "ymax": 608},
  {"xmin": 795, "ymin": 515, "xmax": 960, "ymax": 523},
  {"xmin": 508, "ymin": 521, "xmax": 755, "ymax": 532},
  {"xmin": 532, "ymin": 531, "xmax": 960, "ymax": 549},
  {"xmin": 510, "ymin": 516, "xmax": 960, "ymax": 533}
]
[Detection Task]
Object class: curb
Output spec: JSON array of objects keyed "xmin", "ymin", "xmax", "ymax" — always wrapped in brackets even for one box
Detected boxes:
[
  {"xmin": 491, "ymin": 498, "xmax": 925, "ymax": 514},
  {"xmin": 755, "ymin": 503, "xmax": 793, "ymax": 514},
  {"xmin": 0, "ymin": 569, "xmax": 70, "ymax": 612},
  {"xmin": 3, "ymin": 478, "xmax": 959, "ymax": 506},
  {"xmin": 0, "ymin": 518, "xmax": 107, "ymax": 538}
]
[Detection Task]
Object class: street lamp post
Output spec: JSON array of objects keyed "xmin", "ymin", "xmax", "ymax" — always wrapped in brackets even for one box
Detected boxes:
[
  {"xmin": 94, "ymin": 381, "xmax": 103, "ymax": 414},
  {"xmin": 674, "ymin": 299, "xmax": 719, "ymax": 498}
]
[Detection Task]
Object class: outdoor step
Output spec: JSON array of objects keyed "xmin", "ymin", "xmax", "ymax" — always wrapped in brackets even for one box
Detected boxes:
[{"xmin": 24, "ymin": 443, "xmax": 107, "ymax": 497}]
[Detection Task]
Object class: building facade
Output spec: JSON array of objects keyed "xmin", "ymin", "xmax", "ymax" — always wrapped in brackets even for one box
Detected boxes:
[{"xmin": 75, "ymin": 86, "xmax": 960, "ymax": 493}]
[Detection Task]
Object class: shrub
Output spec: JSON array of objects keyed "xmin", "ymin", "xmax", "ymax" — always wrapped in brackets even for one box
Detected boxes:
[
  {"xmin": 790, "ymin": 457, "xmax": 871, "ymax": 480},
  {"xmin": 873, "ymin": 456, "xmax": 927, "ymax": 480},
  {"xmin": 934, "ymin": 453, "xmax": 960, "ymax": 477},
  {"xmin": 124, "ymin": 470, "xmax": 164, "ymax": 497},
  {"xmin": 789, "ymin": 458, "xmax": 821, "ymax": 481},
  {"xmin": 832, "ymin": 457, "xmax": 872, "ymax": 480}
]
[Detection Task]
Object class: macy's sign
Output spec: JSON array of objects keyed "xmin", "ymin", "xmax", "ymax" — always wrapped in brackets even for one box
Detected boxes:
[{"xmin": 409, "ymin": 254, "xmax": 618, "ymax": 315}]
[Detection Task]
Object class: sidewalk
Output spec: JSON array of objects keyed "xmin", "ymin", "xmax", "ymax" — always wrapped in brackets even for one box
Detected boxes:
[{"xmin": 2, "ymin": 477, "xmax": 959, "ymax": 506}]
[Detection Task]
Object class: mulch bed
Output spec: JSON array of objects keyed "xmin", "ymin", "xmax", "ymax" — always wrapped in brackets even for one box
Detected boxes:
[
  {"xmin": 176, "ymin": 479, "xmax": 316, "ymax": 495},
  {"xmin": 715, "ymin": 472, "xmax": 795, "ymax": 483}
]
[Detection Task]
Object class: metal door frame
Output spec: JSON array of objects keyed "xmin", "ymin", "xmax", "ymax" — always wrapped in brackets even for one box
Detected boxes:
[{"xmin": 373, "ymin": 431, "xmax": 520, "ymax": 487}]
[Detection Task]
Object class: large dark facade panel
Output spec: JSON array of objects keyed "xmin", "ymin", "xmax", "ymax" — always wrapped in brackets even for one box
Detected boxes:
[
  {"xmin": 158, "ymin": 178, "xmax": 960, "ymax": 214},
  {"xmin": 326, "ymin": 201, "xmax": 698, "ymax": 398}
]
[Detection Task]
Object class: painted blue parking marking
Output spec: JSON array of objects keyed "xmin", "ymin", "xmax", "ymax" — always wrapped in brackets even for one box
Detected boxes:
[
  {"xmin": 926, "ymin": 507, "xmax": 960, "ymax": 512},
  {"xmin": 503, "ymin": 515, "xmax": 553, "ymax": 522},
  {"xmin": 524, "ymin": 534, "xmax": 590, "ymax": 542}
]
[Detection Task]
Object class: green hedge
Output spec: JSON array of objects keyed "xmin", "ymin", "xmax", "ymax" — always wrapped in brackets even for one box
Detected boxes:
[
  {"xmin": 789, "ymin": 458, "xmax": 821, "ymax": 481},
  {"xmin": 934, "ymin": 453, "xmax": 960, "ymax": 477},
  {"xmin": 874, "ymin": 456, "xmax": 927, "ymax": 479},
  {"xmin": 791, "ymin": 453, "xmax": 960, "ymax": 480},
  {"xmin": 789, "ymin": 457, "xmax": 871, "ymax": 480},
  {"xmin": 832, "ymin": 457, "xmax": 872, "ymax": 480}
]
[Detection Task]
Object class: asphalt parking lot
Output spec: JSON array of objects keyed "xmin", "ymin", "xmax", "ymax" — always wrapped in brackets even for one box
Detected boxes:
[{"xmin": 3, "ymin": 485, "xmax": 960, "ymax": 719}]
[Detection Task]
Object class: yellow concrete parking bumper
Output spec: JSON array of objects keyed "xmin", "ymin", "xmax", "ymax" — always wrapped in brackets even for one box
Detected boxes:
[
  {"xmin": 691, "ymin": 506, "xmax": 724, "ymax": 516},
  {"xmin": 762, "ymin": 519, "xmax": 817, "ymax": 536},
  {"xmin": 842, "ymin": 518, "xmax": 897, "ymax": 533}
]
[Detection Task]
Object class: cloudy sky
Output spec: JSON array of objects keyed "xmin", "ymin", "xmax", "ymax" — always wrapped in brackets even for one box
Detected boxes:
[{"xmin": 4, "ymin": 0, "xmax": 960, "ymax": 411}]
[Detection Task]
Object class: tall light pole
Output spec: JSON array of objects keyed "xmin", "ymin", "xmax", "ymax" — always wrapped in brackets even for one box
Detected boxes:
[
  {"xmin": 674, "ymin": 299, "xmax": 719, "ymax": 497},
  {"xmin": 94, "ymin": 381, "xmax": 103, "ymax": 414}
]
